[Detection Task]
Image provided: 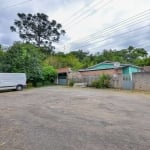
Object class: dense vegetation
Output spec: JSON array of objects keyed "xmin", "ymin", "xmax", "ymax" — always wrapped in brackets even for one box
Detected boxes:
[
  {"xmin": 0, "ymin": 13, "xmax": 150, "ymax": 87},
  {"xmin": 0, "ymin": 42, "xmax": 150, "ymax": 86},
  {"xmin": 92, "ymin": 74, "xmax": 111, "ymax": 88},
  {"xmin": 44, "ymin": 46, "xmax": 150, "ymax": 69},
  {"xmin": 0, "ymin": 42, "xmax": 57, "ymax": 86}
]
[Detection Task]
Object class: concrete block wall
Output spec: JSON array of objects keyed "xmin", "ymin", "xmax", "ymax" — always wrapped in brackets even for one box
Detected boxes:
[
  {"xmin": 111, "ymin": 74, "xmax": 123, "ymax": 89},
  {"xmin": 132, "ymin": 72, "xmax": 150, "ymax": 91},
  {"xmin": 68, "ymin": 69, "xmax": 123, "ymax": 86},
  {"xmin": 68, "ymin": 70, "xmax": 150, "ymax": 91}
]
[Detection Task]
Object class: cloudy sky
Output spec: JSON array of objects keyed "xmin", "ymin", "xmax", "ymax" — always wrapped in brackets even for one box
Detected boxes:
[{"xmin": 0, "ymin": 0, "xmax": 150, "ymax": 53}]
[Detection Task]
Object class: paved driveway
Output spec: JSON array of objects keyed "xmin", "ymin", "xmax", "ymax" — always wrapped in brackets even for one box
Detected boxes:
[{"xmin": 0, "ymin": 87, "xmax": 150, "ymax": 150}]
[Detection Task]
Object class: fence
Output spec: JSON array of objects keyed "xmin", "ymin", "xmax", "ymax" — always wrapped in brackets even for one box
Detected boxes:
[
  {"xmin": 69, "ymin": 75, "xmax": 99, "ymax": 86},
  {"xmin": 68, "ymin": 71, "xmax": 150, "ymax": 91}
]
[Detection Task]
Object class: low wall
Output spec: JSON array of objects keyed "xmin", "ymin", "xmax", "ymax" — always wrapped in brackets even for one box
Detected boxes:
[
  {"xmin": 69, "ymin": 74, "xmax": 99, "ymax": 86},
  {"xmin": 111, "ymin": 74, "xmax": 122, "ymax": 89},
  {"xmin": 132, "ymin": 72, "xmax": 150, "ymax": 91},
  {"xmin": 68, "ymin": 71, "xmax": 150, "ymax": 91}
]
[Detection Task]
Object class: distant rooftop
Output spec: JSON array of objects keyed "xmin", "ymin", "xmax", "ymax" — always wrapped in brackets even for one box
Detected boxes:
[
  {"xmin": 57, "ymin": 67, "xmax": 72, "ymax": 73},
  {"xmin": 79, "ymin": 61, "xmax": 141, "ymax": 72}
]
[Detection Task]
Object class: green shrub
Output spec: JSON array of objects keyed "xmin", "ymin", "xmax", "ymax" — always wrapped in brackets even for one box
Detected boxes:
[
  {"xmin": 42, "ymin": 65, "xmax": 57, "ymax": 82},
  {"xmin": 92, "ymin": 74, "xmax": 110, "ymax": 88},
  {"xmin": 69, "ymin": 80, "xmax": 74, "ymax": 87}
]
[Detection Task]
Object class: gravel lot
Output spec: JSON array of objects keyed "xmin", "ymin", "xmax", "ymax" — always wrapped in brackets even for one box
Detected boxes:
[{"xmin": 0, "ymin": 86, "xmax": 150, "ymax": 150}]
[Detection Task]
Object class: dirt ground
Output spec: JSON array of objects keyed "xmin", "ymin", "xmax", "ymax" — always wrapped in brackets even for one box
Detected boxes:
[{"xmin": 0, "ymin": 86, "xmax": 150, "ymax": 150}]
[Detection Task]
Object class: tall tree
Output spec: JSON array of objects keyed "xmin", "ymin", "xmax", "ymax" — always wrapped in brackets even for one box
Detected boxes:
[
  {"xmin": 10, "ymin": 13, "xmax": 65, "ymax": 51},
  {"xmin": 4, "ymin": 42, "xmax": 44, "ymax": 85}
]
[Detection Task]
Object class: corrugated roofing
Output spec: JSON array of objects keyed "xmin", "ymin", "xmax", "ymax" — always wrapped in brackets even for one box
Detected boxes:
[
  {"xmin": 79, "ymin": 61, "xmax": 141, "ymax": 72},
  {"xmin": 57, "ymin": 67, "xmax": 71, "ymax": 73}
]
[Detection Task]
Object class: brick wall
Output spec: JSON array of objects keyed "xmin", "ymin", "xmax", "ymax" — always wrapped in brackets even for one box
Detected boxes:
[
  {"xmin": 79, "ymin": 69, "xmax": 122, "ymax": 76},
  {"xmin": 68, "ymin": 72, "xmax": 99, "ymax": 85},
  {"xmin": 68, "ymin": 70, "xmax": 150, "ymax": 91},
  {"xmin": 68, "ymin": 69, "xmax": 122, "ymax": 86},
  {"xmin": 78, "ymin": 70, "xmax": 150, "ymax": 91},
  {"xmin": 132, "ymin": 72, "xmax": 150, "ymax": 91}
]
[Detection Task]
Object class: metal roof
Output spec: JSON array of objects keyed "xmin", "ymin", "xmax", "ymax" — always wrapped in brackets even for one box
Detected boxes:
[{"xmin": 79, "ymin": 61, "xmax": 141, "ymax": 72}]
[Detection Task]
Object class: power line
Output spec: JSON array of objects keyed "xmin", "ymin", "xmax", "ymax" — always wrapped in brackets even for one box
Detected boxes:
[
  {"xmin": 86, "ymin": 33, "xmax": 150, "ymax": 51},
  {"xmin": 86, "ymin": 40, "xmax": 150, "ymax": 53},
  {"xmin": 79, "ymin": 31, "xmax": 147, "ymax": 50},
  {"xmin": 63, "ymin": 0, "xmax": 103, "ymax": 26},
  {"xmin": 72, "ymin": 15, "xmax": 150, "ymax": 46},
  {"xmin": 65, "ymin": 0, "xmax": 113, "ymax": 29},
  {"xmin": 69, "ymin": 8, "xmax": 150, "ymax": 43},
  {"xmin": 81, "ymin": 15, "xmax": 150, "ymax": 43},
  {"xmin": 64, "ymin": 11, "xmax": 150, "ymax": 51},
  {"xmin": 1, "ymin": 0, "xmax": 21, "ymax": 6},
  {"xmin": 135, "ymin": 41, "xmax": 150, "ymax": 47},
  {"xmin": 68, "ymin": 17, "xmax": 150, "ymax": 50},
  {"xmin": 70, "ymin": 25, "xmax": 150, "ymax": 51},
  {"xmin": 56, "ymin": 25, "xmax": 149, "ymax": 52},
  {"xmin": 1, "ymin": 0, "xmax": 32, "ymax": 10},
  {"xmin": 1, "ymin": 0, "xmax": 18, "ymax": 6},
  {"xmin": 57, "ymin": 9, "xmax": 150, "ymax": 52}
]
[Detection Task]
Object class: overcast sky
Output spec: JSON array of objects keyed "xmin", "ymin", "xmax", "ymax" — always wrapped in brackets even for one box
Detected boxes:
[{"xmin": 0, "ymin": 0, "xmax": 150, "ymax": 53}]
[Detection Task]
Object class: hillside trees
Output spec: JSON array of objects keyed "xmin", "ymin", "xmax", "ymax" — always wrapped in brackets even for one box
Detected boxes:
[
  {"xmin": 44, "ymin": 53, "xmax": 83, "ymax": 70},
  {"xmin": 92, "ymin": 46, "xmax": 148, "ymax": 65},
  {"xmin": 43, "ymin": 47, "xmax": 149, "ymax": 71},
  {"xmin": 122, "ymin": 46, "xmax": 148, "ymax": 63}
]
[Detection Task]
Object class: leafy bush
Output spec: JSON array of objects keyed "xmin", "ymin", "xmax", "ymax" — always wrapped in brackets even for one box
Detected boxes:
[
  {"xmin": 69, "ymin": 80, "xmax": 74, "ymax": 87},
  {"xmin": 92, "ymin": 74, "xmax": 110, "ymax": 88},
  {"xmin": 42, "ymin": 65, "xmax": 57, "ymax": 82}
]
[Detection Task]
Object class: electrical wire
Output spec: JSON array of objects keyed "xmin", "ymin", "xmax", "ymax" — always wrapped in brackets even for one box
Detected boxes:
[
  {"xmin": 64, "ymin": 9, "xmax": 150, "ymax": 52},
  {"xmin": 1, "ymin": 0, "xmax": 32, "ymax": 9},
  {"xmin": 72, "ymin": 15, "xmax": 150, "ymax": 46},
  {"xmin": 70, "ymin": 25, "xmax": 150, "ymax": 51},
  {"xmin": 63, "ymin": 0, "xmax": 104, "ymax": 26},
  {"xmin": 65, "ymin": 0, "xmax": 113, "ymax": 29},
  {"xmin": 70, "ymin": 9, "xmax": 150, "ymax": 44},
  {"xmin": 85, "ymin": 31, "xmax": 149, "ymax": 50}
]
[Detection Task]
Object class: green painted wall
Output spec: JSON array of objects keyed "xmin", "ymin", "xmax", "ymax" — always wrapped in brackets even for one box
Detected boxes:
[
  {"xmin": 122, "ymin": 67, "xmax": 129, "ymax": 74},
  {"xmin": 87, "ymin": 62, "xmax": 141, "ymax": 75},
  {"xmin": 129, "ymin": 66, "xmax": 140, "ymax": 74},
  {"xmin": 122, "ymin": 66, "xmax": 140, "ymax": 75}
]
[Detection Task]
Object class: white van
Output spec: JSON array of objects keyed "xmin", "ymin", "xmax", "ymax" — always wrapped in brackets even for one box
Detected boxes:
[{"xmin": 0, "ymin": 73, "xmax": 26, "ymax": 91}]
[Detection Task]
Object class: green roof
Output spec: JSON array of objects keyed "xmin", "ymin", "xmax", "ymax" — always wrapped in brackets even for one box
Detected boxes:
[{"xmin": 79, "ymin": 61, "xmax": 141, "ymax": 72}]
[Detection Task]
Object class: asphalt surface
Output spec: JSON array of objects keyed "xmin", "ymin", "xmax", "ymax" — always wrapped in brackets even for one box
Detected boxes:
[{"xmin": 0, "ymin": 86, "xmax": 150, "ymax": 150}]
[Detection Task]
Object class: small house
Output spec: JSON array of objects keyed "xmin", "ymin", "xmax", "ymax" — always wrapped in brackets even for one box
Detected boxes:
[
  {"xmin": 77, "ymin": 61, "xmax": 141, "ymax": 89},
  {"xmin": 79, "ymin": 61, "xmax": 141, "ymax": 78},
  {"xmin": 56, "ymin": 67, "xmax": 72, "ymax": 85}
]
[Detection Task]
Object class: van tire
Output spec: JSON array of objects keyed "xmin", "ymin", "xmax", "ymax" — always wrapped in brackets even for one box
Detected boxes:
[{"xmin": 16, "ymin": 85, "xmax": 23, "ymax": 91}]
